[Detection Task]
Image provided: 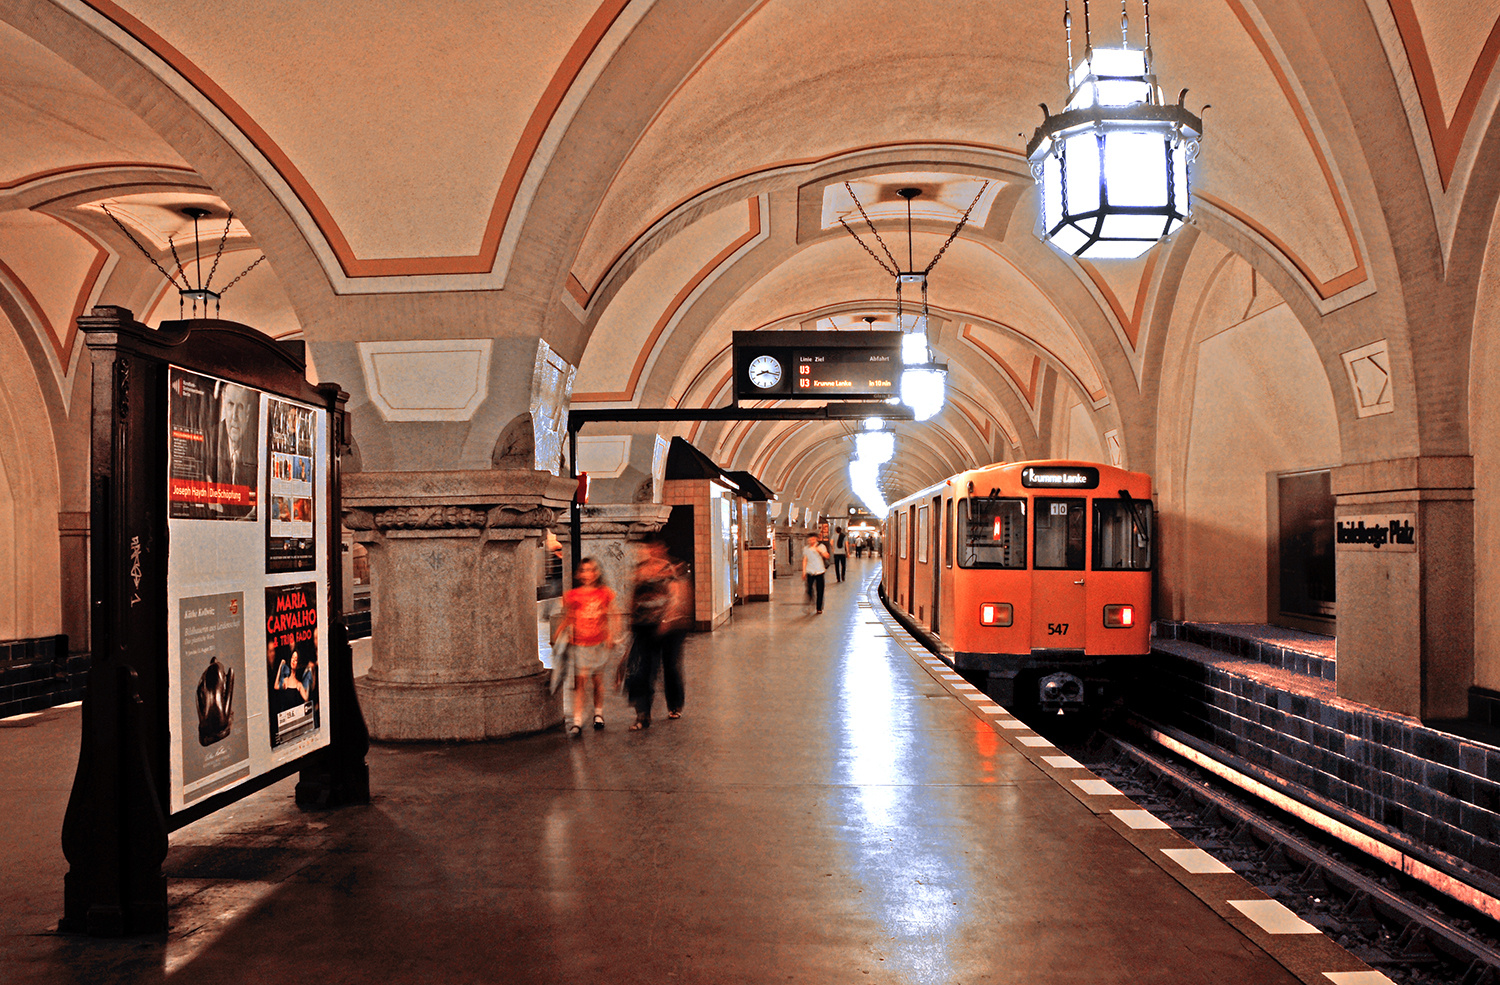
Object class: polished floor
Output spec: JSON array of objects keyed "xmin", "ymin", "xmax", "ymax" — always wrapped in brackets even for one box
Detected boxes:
[{"xmin": 5, "ymin": 559, "xmax": 1328, "ymax": 984}]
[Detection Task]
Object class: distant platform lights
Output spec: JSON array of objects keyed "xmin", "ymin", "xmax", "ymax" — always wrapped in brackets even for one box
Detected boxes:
[
  {"xmin": 850, "ymin": 420, "xmax": 895, "ymax": 515},
  {"xmin": 1026, "ymin": 0, "xmax": 1204, "ymax": 260}
]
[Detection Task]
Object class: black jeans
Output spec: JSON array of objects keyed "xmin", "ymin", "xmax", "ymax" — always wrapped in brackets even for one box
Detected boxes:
[
  {"xmin": 832, "ymin": 554, "xmax": 846, "ymax": 581},
  {"xmin": 628, "ymin": 626, "xmax": 686, "ymax": 719},
  {"xmin": 805, "ymin": 572, "xmax": 825, "ymax": 611}
]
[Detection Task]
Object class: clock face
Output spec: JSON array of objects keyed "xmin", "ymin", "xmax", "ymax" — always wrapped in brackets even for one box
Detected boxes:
[{"xmin": 748, "ymin": 354, "xmax": 782, "ymax": 389}]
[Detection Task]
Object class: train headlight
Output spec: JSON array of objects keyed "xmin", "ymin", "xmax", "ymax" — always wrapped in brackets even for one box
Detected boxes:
[
  {"xmin": 1103, "ymin": 604, "xmax": 1134, "ymax": 628},
  {"xmin": 980, "ymin": 603, "xmax": 1013, "ymax": 627}
]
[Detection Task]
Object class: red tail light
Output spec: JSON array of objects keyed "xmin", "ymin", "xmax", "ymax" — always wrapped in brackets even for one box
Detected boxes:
[
  {"xmin": 980, "ymin": 603, "xmax": 1013, "ymax": 627},
  {"xmin": 1103, "ymin": 604, "xmax": 1134, "ymax": 628}
]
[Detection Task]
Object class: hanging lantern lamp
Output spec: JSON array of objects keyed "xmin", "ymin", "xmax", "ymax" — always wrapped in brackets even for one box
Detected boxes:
[{"xmin": 1027, "ymin": 0, "xmax": 1204, "ymax": 260}]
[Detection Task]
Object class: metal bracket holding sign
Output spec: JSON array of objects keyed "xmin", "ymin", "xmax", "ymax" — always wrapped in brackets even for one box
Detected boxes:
[
  {"xmin": 61, "ymin": 307, "xmax": 369, "ymax": 937},
  {"xmin": 733, "ymin": 331, "xmax": 902, "ymax": 403}
]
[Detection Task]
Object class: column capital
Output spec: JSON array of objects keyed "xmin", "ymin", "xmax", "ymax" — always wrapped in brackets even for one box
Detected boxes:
[
  {"xmin": 344, "ymin": 469, "xmax": 576, "ymax": 535},
  {"xmin": 1332, "ymin": 456, "xmax": 1473, "ymax": 497}
]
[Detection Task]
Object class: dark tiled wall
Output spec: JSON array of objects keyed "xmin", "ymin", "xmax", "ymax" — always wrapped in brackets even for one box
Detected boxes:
[
  {"xmin": 1137, "ymin": 647, "xmax": 1500, "ymax": 879},
  {"xmin": 1155, "ymin": 620, "xmax": 1336, "ymax": 681},
  {"xmin": 0, "ymin": 635, "xmax": 83, "ymax": 718}
]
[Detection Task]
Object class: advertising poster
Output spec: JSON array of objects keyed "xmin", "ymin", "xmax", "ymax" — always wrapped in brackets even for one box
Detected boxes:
[
  {"xmin": 178, "ymin": 592, "xmax": 251, "ymax": 802},
  {"xmin": 266, "ymin": 582, "xmax": 320, "ymax": 748},
  {"xmin": 265, "ymin": 396, "xmax": 317, "ymax": 573},
  {"xmin": 169, "ymin": 368, "xmax": 260, "ymax": 521}
]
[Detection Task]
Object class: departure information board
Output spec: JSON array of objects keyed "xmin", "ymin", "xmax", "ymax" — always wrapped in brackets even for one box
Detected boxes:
[{"xmin": 733, "ymin": 331, "xmax": 902, "ymax": 401}]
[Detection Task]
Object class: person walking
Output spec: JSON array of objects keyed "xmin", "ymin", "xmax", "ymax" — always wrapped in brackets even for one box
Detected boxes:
[
  {"xmin": 831, "ymin": 525, "xmax": 848, "ymax": 582},
  {"xmin": 802, "ymin": 533, "xmax": 830, "ymax": 614},
  {"xmin": 555, "ymin": 557, "xmax": 620, "ymax": 736},
  {"xmin": 622, "ymin": 541, "xmax": 687, "ymax": 729}
]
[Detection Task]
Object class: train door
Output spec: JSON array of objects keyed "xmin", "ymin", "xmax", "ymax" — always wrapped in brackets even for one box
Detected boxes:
[
  {"xmin": 1031, "ymin": 497, "xmax": 1088, "ymax": 650},
  {"xmin": 931, "ymin": 496, "xmax": 943, "ymax": 635},
  {"xmin": 904, "ymin": 507, "xmax": 915, "ymax": 614}
]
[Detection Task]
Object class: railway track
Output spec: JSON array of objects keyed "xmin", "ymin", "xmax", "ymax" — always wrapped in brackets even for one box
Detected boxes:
[{"xmin": 1052, "ymin": 720, "xmax": 1500, "ymax": 985}]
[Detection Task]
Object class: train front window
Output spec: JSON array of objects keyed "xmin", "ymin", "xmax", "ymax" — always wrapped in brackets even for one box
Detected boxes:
[
  {"xmin": 1094, "ymin": 497, "xmax": 1153, "ymax": 570},
  {"xmin": 1034, "ymin": 498, "xmax": 1087, "ymax": 570},
  {"xmin": 959, "ymin": 498, "xmax": 1026, "ymax": 569}
]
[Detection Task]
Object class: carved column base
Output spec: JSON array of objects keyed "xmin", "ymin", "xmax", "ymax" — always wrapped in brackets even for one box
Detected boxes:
[
  {"xmin": 344, "ymin": 469, "xmax": 575, "ymax": 741},
  {"xmin": 356, "ymin": 671, "xmax": 558, "ymax": 741}
]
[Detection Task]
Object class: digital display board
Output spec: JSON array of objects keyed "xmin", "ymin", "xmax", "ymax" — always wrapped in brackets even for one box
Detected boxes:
[
  {"xmin": 1020, "ymin": 465, "xmax": 1100, "ymax": 489},
  {"xmin": 734, "ymin": 331, "xmax": 901, "ymax": 401}
]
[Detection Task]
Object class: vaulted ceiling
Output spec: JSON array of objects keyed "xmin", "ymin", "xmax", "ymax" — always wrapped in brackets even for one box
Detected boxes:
[{"xmin": 2, "ymin": 0, "xmax": 1497, "ymax": 515}]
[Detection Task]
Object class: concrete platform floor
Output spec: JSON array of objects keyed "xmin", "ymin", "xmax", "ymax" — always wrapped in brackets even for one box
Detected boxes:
[{"xmin": 3, "ymin": 559, "xmax": 1306, "ymax": 984}]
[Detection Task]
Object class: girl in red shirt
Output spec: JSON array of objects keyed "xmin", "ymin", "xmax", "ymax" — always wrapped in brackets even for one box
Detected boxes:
[{"xmin": 556, "ymin": 558, "xmax": 620, "ymax": 735}]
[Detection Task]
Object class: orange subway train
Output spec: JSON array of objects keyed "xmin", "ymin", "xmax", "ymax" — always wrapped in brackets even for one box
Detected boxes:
[{"xmin": 882, "ymin": 460, "xmax": 1153, "ymax": 713}]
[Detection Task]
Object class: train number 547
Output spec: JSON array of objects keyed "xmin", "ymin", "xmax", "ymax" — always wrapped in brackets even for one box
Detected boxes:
[{"xmin": 1047, "ymin": 623, "xmax": 1069, "ymax": 636}]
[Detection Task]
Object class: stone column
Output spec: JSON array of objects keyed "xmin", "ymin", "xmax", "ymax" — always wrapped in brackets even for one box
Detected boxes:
[
  {"xmin": 1332, "ymin": 456, "xmax": 1473, "ymax": 719},
  {"xmin": 345, "ymin": 469, "xmax": 576, "ymax": 740}
]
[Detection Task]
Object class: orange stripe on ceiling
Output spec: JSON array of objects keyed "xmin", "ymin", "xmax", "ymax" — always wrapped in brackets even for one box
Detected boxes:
[
  {"xmin": 83, "ymin": 0, "xmax": 631, "ymax": 278},
  {"xmin": 572, "ymin": 198, "xmax": 760, "ymax": 402},
  {"xmin": 1077, "ymin": 250, "xmax": 1158, "ymax": 350},
  {"xmin": 960, "ymin": 325, "xmax": 1040, "ymax": 408},
  {"xmin": 1219, "ymin": 0, "xmax": 1367, "ymax": 300},
  {"xmin": 0, "ymin": 162, "xmax": 197, "ymax": 192},
  {"xmin": 0, "ymin": 236, "xmax": 106, "ymax": 366},
  {"xmin": 571, "ymin": 138, "xmax": 1022, "ymax": 303},
  {"xmin": 1388, "ymin": 0, "xmax": 1500, "ymax": 189},
  {"xmin": 947, "ymin": 395, "xmax": 991, "ymax": 444}
]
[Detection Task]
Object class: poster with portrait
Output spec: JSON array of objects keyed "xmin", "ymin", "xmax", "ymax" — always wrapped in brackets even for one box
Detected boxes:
[
  {"xmin": 265, "ymin": 396, "xmax": 318, "ymax": 573},
  {"xmin": 266, "ymin": 582, "xmax": 320, "ymax": 748},
  {"xmin": 177, "ymin": 592, "xmax": 252, "ymax": 803},
  {"xmin": 169, "ymin": 368, "xmax": 260, "ymax": 521}
]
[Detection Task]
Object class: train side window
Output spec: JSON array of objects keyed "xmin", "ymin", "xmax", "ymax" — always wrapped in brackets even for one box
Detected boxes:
[
  {"xmin": 943, "ymin": 497, "xmax": 953, "ymax": 568},
  {"xmin": 917, "ymin": 505, "xmax": 930, "ymax": 562},
  {"xmin": 1034, "ymin": 498, "xmax": 1086, "ymax": 570},
  {"xmin": 899, "ymin": 510, "xmax": 909, "ymax": 559},
  {"xmin": 958, "ymin": 497, "xmax": 1026, "ymax": 569},
  {"xmin": 1093, "ymin": 498, "xmax": 1153, "ymax": 570}
]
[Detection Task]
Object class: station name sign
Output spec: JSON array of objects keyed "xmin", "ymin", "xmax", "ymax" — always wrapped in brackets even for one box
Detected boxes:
[
  {"xmin": 733, "ymin": 330, "xmax": 901, "ymax": 402},
  {"xmin": 1335, "ymin": 513, "xmax": 1417, "ymax": 552},
  {"xmin": 1020, "ymin": 466, "xmax": 1100, "ymax": 489}
]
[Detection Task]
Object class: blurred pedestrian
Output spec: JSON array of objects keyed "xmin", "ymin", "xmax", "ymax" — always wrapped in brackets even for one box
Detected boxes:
[
  {"xmin": 555, "ymin": 557, "xmax": 620, "ymax": 736},
  {"xmin": 831, "ymin": 525, "xmax": 847, "ymax": 582},
  {"xmin": 622, "ymin": 541, "xmax": 688, "ymax": 729},
  {"xmin": 802, "ymin": 533, "xmax": 830, "ymax": 614}
]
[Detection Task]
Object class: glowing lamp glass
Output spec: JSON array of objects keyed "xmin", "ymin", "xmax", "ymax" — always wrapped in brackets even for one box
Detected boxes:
[
  {"xmin": 900, "ymin": 366, "xmax": 945, "ymax": 421},
  {"xmin": 1103, "ymin": 604, "xmax": 1134, "ymax": 628},
  {"xmin": 980, "ymin": 602, "xmax": 1013, "ymax": 627}
]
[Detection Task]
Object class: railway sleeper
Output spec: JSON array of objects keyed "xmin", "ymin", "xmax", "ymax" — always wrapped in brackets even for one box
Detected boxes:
[{"xmin": 1462, "ymin": 958, "xmax": 1500, "ymax": 985}]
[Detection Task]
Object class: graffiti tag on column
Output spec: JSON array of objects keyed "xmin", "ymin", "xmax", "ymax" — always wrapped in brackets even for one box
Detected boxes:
[
  {"xmin": 1335, "ymin": 514, "xmax": 1417, "ymax": 552},
  {"xmin": 130, "ymin": 535, "xmax": 143, "ymax": 605}
]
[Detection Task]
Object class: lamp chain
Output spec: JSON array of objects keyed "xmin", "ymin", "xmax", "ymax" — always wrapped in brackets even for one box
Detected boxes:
[
  {"xmin": 99, "ymin": 204, "xmax": 185, "ymax": 290},
  {"xmin": 922, "ymin": 181, "xmax": 989, "ymax": 275},
  {"xmin": 841, "ymin": 182, "xmax": 901, "ymax": 272}
]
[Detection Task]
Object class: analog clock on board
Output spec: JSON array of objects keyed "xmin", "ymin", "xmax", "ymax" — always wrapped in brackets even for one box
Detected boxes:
[{"xmin": 748, "ymin": 354, "xmax": 782, "ymax": 388}]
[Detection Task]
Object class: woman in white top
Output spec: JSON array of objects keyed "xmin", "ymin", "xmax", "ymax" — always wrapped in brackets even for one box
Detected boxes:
[{"xmin": 802, "ymin": 533, "xmax": 830, "ymax": 614}]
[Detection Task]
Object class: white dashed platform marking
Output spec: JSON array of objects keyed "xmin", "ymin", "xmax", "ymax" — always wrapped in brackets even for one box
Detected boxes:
[
  {"xmin": 938, "ymin": 674, "xmax": 963, "ymax": 681},
  {"xmin": 1042, "ymin": 755, "xmax": 1083, "ymax": 769},
  {"xmin": 1112, "ymin": 809, "xmax": 1170, "ymax": 830},
  {"xmin": 0, "ymin": 711, "xmax": 42, "ymax": 722},
  {"xmin": 997, "ymin": 719, "xmax": 1029, "ymax": 730},
  {"xmin": 1322, "ymin": 973, "xmax": 1396, "ymax": 985},
  {"xmin": 1161, "ymin": 848, "xmax": 1233, "ymax": 874},
  {"xmin": 977, "ymin": 704, "xmax": 1006, "ymax": 714},
  {"xmin": 1017, "ymin": 736, "xmax": 1053, "ymax": 747},
  {"xmin": 1072, "ymin": 779, "xmax": 1124, "ymax": 796},
  {"xmin": 1228, "ymin": 899, "xmax": 1319, "ymax": 935}
]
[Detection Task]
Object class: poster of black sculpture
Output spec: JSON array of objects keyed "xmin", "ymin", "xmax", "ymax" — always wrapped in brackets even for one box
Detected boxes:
[
  {"xmin": 178, "ymin": 592, "xmax": 251, "ymax": 802},
  {"xmin": 168, "ymin": 367, "xmax": 260, "ymax": 521},
  {"xmin": 266, "ymin": 581, "xmax": 320, "ymax": 748},
  {"xmin": 265, "ymin": 396, "xmax": 317, "ymax": 572}
]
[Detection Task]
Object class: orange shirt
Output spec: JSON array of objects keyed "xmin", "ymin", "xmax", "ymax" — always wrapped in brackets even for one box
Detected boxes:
[{"xmin": 563, "ymin": 586, "xmax": 615, "ymax": 646}]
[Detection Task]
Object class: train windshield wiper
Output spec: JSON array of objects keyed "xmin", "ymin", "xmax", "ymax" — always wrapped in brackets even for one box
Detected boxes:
[{"xmin": 1118, "ymin": 489, "xmax": 1150, "ymax": 545}]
